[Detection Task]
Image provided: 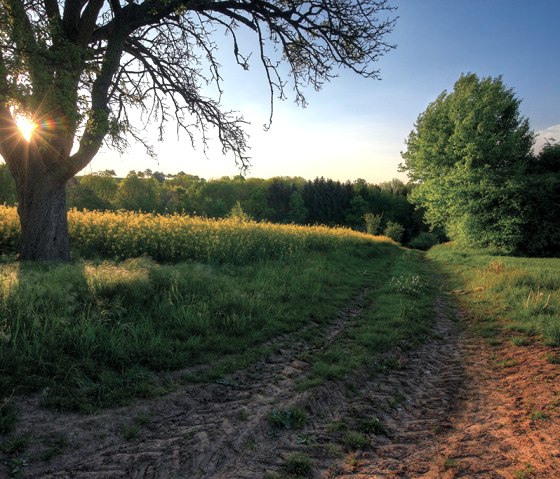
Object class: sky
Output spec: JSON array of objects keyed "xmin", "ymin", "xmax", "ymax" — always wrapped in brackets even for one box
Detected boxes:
[{"xmin": 87, "ymin": 0, "xmax": 560, "ymax": 183}]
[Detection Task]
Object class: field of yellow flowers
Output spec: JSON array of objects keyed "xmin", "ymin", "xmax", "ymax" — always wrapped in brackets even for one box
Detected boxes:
[{"xmin": 0, "ymin": 206, "xmax": 393, "ymax": 263}]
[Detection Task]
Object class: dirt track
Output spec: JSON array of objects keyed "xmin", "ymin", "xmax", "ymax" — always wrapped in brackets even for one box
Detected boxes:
[{"xmin": 2, "ymin": 290, "xmax": 560, "ymax": 478}]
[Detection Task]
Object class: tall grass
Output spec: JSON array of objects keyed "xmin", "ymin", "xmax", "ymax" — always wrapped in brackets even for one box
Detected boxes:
[
  {"xmin": 0, "ymin": 206, "xmax": 437, "ymax": 413},
  {"xmin": 0, "ymin": 217, "xmax": 400, "ymax": 412},
  {"xmin": 428, "ymin": 243, "xmax": 560, "ymax": 346},
  {"xmin": 0, "ymin": 206, "xmax": 393, "ymax": 263}
]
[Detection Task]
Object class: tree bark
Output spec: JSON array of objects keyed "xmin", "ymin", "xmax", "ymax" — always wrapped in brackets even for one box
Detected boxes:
[
  {"xmin": 17, "ymin": 180, "xmax": 70, "ymax": 262},
  {"xmin": 4, "ymin": 139, "xmax": 72, "ymax": 262}
]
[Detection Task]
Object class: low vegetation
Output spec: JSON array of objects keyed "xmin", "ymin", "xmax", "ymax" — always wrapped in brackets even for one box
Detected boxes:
[
  {"xmin": 0, "ymin": 206, "xmax": 441, "ymax": 415},
  {"xmin": 0, "ymin": 205, "xmax": 392, "ymax": 264},
  {"xmin": 428, "ymin": 243, "xmax": 560, "ymax": 346}
]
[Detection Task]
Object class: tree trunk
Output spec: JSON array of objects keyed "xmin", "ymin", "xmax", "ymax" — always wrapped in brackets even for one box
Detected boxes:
[{"xmin": 17, "ymin": 180, "xmax": 70, "ymax": 262}]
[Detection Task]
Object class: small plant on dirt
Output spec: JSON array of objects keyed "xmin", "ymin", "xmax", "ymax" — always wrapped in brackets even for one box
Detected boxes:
[
  {"xmin": 530, "ymin": 409, "xmax": 549, "ymax": 421},
  {"xmin": 358, "ymin": 416, "xmax": 385, "ymax": 435},
  {"xmin": 121, "ymin": 423, "xmax": 141, "ymax": 441},
  {"xmin": 510, "ymin": 336, "xmax": 530, "ymax": 346},
  {"xmin": 389, "ymin": 274, "xmax": 424, "ymax": 296},
  {"xmin": 346, "ymin": 451, "xmax": 358, "ymax": 468},
  {"xmin": 40, "ymin": 434, "xmax": 69, "ymax": 461},
  {"xmin": 0, "ymin": 433, "xmax": 30, "ymax": 455},
  {"xmin": 377, "ymin": 357, "xmax": 404, "ymax": 372},
  {"xmin": 342, "ymin": 431, "xmax": 369, "ymax": 451},
  {"xmin": 545, "ymin": 353, "xmax": 560, "ymax": 364},
  {"xmin": 514, "ymin": 463, "xmax": 535, "ymax": 479},
  {"xmin": 283, "ymin": 452, "xmax": 313, "ymax": 477},
  {"xmin": 443, "ymin": 458, "xmax": 458, "ymax": 469},
  {"xmin": 387, "ymin": 391, "xmax": 407, "ymax": 409},
  {"xmin": 0, "ymin": 396, "xmax": 18, "ymax": 435},
  {"xmin": 6, "ymin": 456, "xmax": 29, "ymax": 479},
  {"xmin": 269, "ymin": 408, "xmax": 307, "ymax": 430},
  {"xmin": 296, "ymin": 433, "xmax": 317, "ymax": 445},
  {"xmin": 494, "ymin": 358, "xmax": 518, "ymax": 369},
  {"xmin": 323, "ymin": 442, "xmax": 342, "ymax": 457},
  {"xmin": 242, "ymin": 437, "xmax": 257, "ymax": 451},
  {"xmin": 121, "ymin": 412, "xmax": 152, "ymax": 441},
  {"xmin": 326, "ymin": 421, "xmax": 347, "ymax": 433},
  {"xmin": 238, "ymin": 408, "xmax": 250, "ymax": 421}
]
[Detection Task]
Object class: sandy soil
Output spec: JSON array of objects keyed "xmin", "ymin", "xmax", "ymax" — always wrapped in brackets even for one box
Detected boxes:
[{"xmin": 1, "ymin": 290, "xmax": 559, "ymax": 478}]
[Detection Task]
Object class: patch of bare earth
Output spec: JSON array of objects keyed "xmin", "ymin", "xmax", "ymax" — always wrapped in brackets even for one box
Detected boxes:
[
  {"xmin": 333, "ymin": 307, "xmax": 560, "ymax": 479},
  {"xmin": 2, "ymin": 292, "xmax": 559, "ymax": 478}
]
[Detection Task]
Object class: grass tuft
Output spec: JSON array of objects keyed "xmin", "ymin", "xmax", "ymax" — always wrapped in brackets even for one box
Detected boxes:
[{"xmin": 283, "ymin": 452, "xmax": 313, "ymax": 477}]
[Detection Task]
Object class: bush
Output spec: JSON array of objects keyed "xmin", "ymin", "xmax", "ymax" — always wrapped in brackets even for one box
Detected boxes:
[
  {"xmin": 408, "ymin": 232, "xmax": 440, "ymax": 250},
  {"xmin": 384, "ymin": 221, "xmax": 405, "ymax": 243},
  {"xmin": 363, "ymin": 212, "xmax": 383, "ymax": 235}
]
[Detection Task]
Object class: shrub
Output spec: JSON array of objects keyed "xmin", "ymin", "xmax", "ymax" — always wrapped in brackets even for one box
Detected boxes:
[
  {"xmin": 384, "ymin": 221, "xmax": 405, "ymax": 243},
  {"xmin": 408, "ymin": 232, "xmax": 440, "ymax": 250},
  {"xmin": 363, "ymin": 212, "xmax": 383, "ymax": 235}
]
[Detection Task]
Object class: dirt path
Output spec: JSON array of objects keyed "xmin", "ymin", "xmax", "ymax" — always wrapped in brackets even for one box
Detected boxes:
[
  {"xmin": 2, "ymin": 290, "xmax": 560, "ymax": 478},
  {"xmin": 332, "ymin": 306, "xmax": 560, "ymax": 479}
]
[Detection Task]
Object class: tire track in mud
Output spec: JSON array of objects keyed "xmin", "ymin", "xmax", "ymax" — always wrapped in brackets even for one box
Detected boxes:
[
  {"xmin": 7, "ymin": 283, "xmax": 559, "ymax": 478},
  {"xmin": 10, "ymin": 287, "xmax": 372, "ymax": 479},
  {"xmin": 332, "ymin": 305, "xmax": 560, "ymax": 479}
]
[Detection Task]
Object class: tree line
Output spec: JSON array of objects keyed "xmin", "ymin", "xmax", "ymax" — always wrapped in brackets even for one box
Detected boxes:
[
  {"xmin": 401, "ymin": 73, "xmax": 560, "ymax": 257},
  {"xmin": 0, "ymin": 167, "xmax": 430, "ymax": 245}
]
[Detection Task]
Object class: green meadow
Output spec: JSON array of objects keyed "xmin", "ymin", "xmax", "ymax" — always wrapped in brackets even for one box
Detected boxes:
[{"xmin": 0, "ymin": 208, "xmax": 437, "ymax": 414}]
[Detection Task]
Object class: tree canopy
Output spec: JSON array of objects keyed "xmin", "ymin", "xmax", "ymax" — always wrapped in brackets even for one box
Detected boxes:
[
  {"xmin": 0, "ymin": 0, "xmax": 397, "ymax": 260},
  {"xmin": 400, "ymin": 73, "xmax": 536, "ymax": 254}
]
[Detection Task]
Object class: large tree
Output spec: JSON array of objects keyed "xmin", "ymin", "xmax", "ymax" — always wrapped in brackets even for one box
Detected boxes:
[
  {"xmin": 0, "ymin": 0, "xmax": 396, "ymax": 261},
  {"xmin": 400, "ymin": 73, "xmax": 534, "ymax": 253}
]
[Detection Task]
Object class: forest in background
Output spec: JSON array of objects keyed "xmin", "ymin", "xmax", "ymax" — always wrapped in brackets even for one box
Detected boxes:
[{"xmin": 0, "ymin": 166, "xmax": 434, "ymax": 247}]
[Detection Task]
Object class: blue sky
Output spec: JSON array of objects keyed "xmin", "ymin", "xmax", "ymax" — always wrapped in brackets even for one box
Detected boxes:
[{"xmin": 89, "ymin": 0, "xmax": 560, "ymax": 182}]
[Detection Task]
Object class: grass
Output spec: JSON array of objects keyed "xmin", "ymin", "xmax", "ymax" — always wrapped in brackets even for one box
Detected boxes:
[
  {"xmin": 358, "ymin": 416, "xmax": 385, "ymax": 435},
  {"xmin": 283, "ymin": 452, "xmax": 313, "ymax": 477},
  {"xmin": 443, "ymin": 458, "xmax": 458, "ymax": 469},
  {"xmin": 341, "ymin": 431, "xmax": 369, "ymax": 451},
  {"xmin": 0, "ymin": 397, "xmax": 18, "ymax": 435},
  {"xmin": 269, "ymin": 408, "xmax": 307, "ymax": 430},
  {"xmin": 0, "ymin": 225, "xmax": 401, "ymax": 412},
  {"xmin": 0, "ymin": 206, "xmax": 439, "ymax": 421},
  {"xmin": 530, "ymin": 409, "xmax": 549, "ymax": 421},
  {"xmin": 0, "ymin": 231, "xmax": 400, "ymax": 412},
  {"xmin": 297, "ymin": 248, "xmax": 438, "ymax": 389},
  {"xmin": 40, "ymin": 434, "xmax": 69, "ymax": 461},
  {"xmin": 428, "ymin": 243, "xmax": 560, "ymax": 346}
]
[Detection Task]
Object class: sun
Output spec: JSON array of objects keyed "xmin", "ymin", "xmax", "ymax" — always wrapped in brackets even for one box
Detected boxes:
[{"xmin": 14, "ymin": 114, "xmax": 38, "ymax": 142}]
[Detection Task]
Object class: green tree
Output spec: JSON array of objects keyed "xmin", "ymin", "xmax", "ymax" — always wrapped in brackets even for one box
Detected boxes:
[
  {"xmin": 363, "ymin": 212, "xmax": 383, "ymax": 235},
  {"xmin": 0, "ymin": 1, "xmax": 396, "ymax": 261},
  {"xmin": 227, "ymin": 201, "xmax": 253, "ymax": 223},
  {"xmin": 400, "ymin": 73, "xmax": 534, "ymax": 253},
  {"xmin": 383, "ymin": 221, "xmax": 404, "ymax": 243},
  {"xmin": 116, "ymin": 173, "xmax": 160, "ymax": 212},
  {"xmin": 345, "ymin": 194, "xmax": 370, "ymax": 227},
  {"xmin": 67, "ymin": 178, "xmax": 112, "ymax": 211},
  {"xmin": 520, "ymin": 140, "xmax": 560, "ymax": 256},
  {"xmin": 286, "ymin": 191, "xmax": 308, "ymax": 224}
]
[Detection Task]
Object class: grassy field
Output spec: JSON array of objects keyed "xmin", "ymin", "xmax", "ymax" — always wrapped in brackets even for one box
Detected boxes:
[
  {"xmin": 0, "ymin": 205, "xmax": 388, "ymax": 263},
  {"xmin": 429, "ymin": 243, "xmax": 560, "ymax": 347},
  {"xmin": 0, "ymin": 206, "xmax": 438, "ymax": 419}
]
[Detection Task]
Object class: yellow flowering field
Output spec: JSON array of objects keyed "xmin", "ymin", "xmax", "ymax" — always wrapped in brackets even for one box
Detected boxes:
[{"xmin": 0, "ymin": 206, "xmax": 393, "ymax": 263}]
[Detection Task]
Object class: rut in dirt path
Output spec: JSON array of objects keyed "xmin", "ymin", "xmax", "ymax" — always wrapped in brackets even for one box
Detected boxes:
[
  {"xmin": 9, "ymin": 287, "xmax": 373, "ymax": 479},
  {"xmin": 333, "ymin": 305, "xmax": 560, "ymax": 479}
]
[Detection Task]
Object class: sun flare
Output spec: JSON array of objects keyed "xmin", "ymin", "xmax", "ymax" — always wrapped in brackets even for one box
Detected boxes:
[{"xmin": 14, "ymin": 114, "xmax": 37, "ymax": 142}]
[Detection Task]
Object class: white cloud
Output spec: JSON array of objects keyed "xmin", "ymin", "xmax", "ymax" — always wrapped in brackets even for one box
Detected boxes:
[{"xmin": 534, "ymin": 124, "xmax": 560, "ymax": 153}]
